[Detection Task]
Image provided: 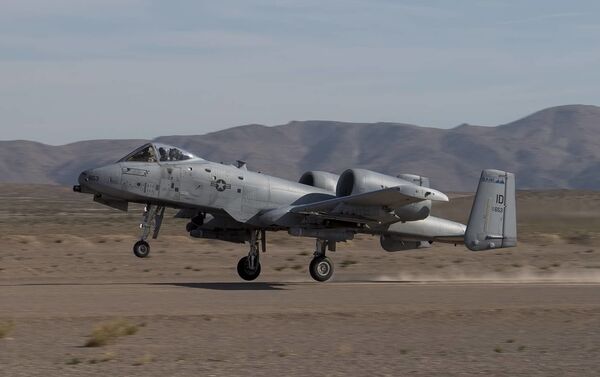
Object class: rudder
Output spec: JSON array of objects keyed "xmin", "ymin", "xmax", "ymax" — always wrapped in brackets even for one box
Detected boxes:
[{"xmin": 465, "ymin": 169, "xmax": 517, "ymax": 251}]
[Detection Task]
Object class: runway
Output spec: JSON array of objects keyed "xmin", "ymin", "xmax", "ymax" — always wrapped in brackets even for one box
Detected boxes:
[
  {"xmin": 2, "ymin": 280, "xmax": 600, "ymax": 376},
  {"xmin": 2, "ymin": 184, "xmax": 600, "ymax": 375},
  {"xmin": 2, "ymin": 280, "xmax": 599, "ymax": 318}
]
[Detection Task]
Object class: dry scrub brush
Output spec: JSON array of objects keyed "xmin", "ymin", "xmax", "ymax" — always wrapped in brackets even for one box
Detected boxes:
[
  {"xmin": 84, "ymin": 319, "xmax": 139, "ymax": 347},
  {"xmin": 0, "ymin": 321, "xmax": 14, "ymax": 338}
]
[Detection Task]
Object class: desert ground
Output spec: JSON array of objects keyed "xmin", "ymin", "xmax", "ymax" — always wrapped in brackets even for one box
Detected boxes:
[{"xmin": 1, "ymin": 184, "xmax": 600, "ymax": 376}]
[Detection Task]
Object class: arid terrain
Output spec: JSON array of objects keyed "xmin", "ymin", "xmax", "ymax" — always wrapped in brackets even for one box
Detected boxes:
[
  {"xmin": 3, "ymin": 105, "xmax": 600, "ymax": 191},
  {"xmin": 1, "ymin": 184, "xmax": 600, "ymax": 376}
]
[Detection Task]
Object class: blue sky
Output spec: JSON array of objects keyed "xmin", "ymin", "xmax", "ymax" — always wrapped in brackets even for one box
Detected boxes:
[{"xmin": 1, "ymin": 0, "xmax": 598, "ymax": 144}]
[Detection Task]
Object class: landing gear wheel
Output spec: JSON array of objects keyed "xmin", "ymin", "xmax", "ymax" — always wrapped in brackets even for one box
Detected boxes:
[
  {"xmin": 133, "ymin": 240, "xmax": 150, "ymax": 258},
  {"xmin": 309, "ymin": 256, "xmax": 334, "ymax": 282},
  {"xmin": 237, "ymin": 256, "xmax": 261, "ymax": 281}
]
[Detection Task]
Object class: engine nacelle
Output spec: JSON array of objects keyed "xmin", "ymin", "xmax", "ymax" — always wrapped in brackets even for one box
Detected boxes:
[
  {"xmin": 397, "ymin": 174, "xmax": 430, "ymax": 188},
  {"xmin": 337, "ymin": 169, "xmax": 414, "ymax": 196},
  {"xmin": 336, "ymin": 169, "xmax": 432, "ymax": 221},
  {"xmin": 299, "ymin": 171, "xmax": 339, "ymax": 192},
  {"xmin": 380, "ymin": 235, "xmax": 432, "ymax": 252}
]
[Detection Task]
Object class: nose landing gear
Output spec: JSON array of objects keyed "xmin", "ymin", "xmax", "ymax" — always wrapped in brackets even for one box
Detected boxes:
[
  {"xmin": 133, "ymin": 240, "xmax": 151, "ymax": 258},
  {"xmin": 133, "ymin": 204, "xmax": 165, "ymax": 258}
]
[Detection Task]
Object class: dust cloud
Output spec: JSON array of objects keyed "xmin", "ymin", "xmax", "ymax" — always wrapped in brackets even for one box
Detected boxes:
[{"xmin": 375, "ymin": 267, "xmax": 600, "ymax": 284}]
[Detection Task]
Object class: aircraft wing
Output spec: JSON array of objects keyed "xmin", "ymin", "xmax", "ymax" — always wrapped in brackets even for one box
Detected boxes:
[{"xmin": 289, "ymin": 185, "xmax": 448, "ymax": 222}]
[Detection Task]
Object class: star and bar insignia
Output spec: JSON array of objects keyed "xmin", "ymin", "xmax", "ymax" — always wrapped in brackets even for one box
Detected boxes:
[{"xmin": 211, "ymin": 179, "xmax": 231, "ymax": 192}]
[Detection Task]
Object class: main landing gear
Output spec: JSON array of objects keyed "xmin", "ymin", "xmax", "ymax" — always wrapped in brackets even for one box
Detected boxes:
[
  {"xmin": 133, "ymin": 204, "xmax": 165, "ymax": 258},
  {"xmin": 235, "ymin": 233, "xmax": 335, "ymax": 283},
  {"xmin": 237, "ymin": 230, "xmax": 265, "ymax": 281},
  {"xmin": 309, "ymin": 239, "xmax": 335, "ymax": 282}
]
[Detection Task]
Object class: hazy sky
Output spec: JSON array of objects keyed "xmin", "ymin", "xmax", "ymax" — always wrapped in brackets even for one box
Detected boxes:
[{"xmin": 1, "ymin": 0, "xmax": 599, "ymax": 144}]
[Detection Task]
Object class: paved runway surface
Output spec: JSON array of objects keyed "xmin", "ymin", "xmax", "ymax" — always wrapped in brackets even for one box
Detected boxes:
[
  {"xmin": 3, "ymin": 185, "xmax": 600, "ymax": 375},
  {"xmin": 2, "ymin": 280, "xmax": 600, "ymax": 318},
  {"xmin": 2, "ymin": 281, "xmax": 600, "ymax": 377}
]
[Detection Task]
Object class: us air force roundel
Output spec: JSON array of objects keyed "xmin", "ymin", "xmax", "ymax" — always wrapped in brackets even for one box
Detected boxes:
[{"xmin": 211, "ymin": 179, "xmax": 231, "ymax": 192}]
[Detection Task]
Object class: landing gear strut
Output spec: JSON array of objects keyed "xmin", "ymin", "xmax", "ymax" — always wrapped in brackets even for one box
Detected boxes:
[
  {"xmin": 237, "ymin": 230, "xmax": 265, "ymax": 281},
  {"xmin": 133, "ymin": 204, "xmax": 165, "ymax": 258},
  {"xmin": 309, "ymin": 239, "xmax": 335, "ymax": 282}
]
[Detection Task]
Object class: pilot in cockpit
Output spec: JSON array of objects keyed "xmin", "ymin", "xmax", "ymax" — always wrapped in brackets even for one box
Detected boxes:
[
  {"xmin": 126, "ymin": 145, "xmax": 156, "ymax": 162},
  {"xmin": 158, "ymin": 147, "xmax": 168, "ymax": 162},
  {"xmin": 119, "ymin": 143, "xmax": 199, "ymax": 163}
]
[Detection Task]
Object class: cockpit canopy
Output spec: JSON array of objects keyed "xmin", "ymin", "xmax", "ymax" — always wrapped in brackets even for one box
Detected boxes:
[{"xmin": 118, "ymin": 143, "xmax": 201, "ymax": 163}]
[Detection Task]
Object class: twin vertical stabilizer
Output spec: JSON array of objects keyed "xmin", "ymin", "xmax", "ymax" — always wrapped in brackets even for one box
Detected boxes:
[{"xmin": 465, "ymin": 169, "xmax": 517, "ymax": 251}]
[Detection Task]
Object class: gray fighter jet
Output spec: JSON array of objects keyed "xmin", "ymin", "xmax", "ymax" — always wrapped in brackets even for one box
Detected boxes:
[{"xmin": 73, "ymin": 142, "xmax": 517, "ymax": 282}]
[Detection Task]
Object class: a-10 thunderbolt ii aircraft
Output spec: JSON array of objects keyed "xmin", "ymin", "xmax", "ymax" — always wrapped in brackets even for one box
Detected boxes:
[{"xmin": 74, "ymin": 142, "xmax": 517, "ymax": 282}]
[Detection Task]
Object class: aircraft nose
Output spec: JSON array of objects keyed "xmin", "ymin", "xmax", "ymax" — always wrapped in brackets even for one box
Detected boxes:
[
  {"xmin": 78, "ymin": 170, "xmax": 92, "ymax": 185},
  {"xmin": 77, "ymin": 170, "xmax": 88, "ymax": 185},
  {"xmin": 74, "ymin": 164, "xmax": 123, "ymax": 194},
  {"xmin": 74, "ymin": 169, "xmax": 98, "ymax": 193}
]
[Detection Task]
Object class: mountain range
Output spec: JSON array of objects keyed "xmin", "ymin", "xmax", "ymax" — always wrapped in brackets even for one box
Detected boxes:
[{"xmin": 1, "ymin": 104, "xmax": 599, "ymax": 191}]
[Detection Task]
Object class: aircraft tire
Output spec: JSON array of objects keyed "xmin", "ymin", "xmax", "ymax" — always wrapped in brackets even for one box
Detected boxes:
[
  {"xmin": 133, "ymin": 240, "xmax": 150, "ymax": 258},
  {"xmin": 309, "ymin": 256, "xmax": 334, "ymax": 282},
  {"xmin": 237, "ymin": 256, "xmax": 261, "ymax": 281}
]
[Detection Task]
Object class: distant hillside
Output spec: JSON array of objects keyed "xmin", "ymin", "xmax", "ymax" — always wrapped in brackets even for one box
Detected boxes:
[{"xmin": 1, "ymin": 104, "xmax": 599, "ymax": 191}]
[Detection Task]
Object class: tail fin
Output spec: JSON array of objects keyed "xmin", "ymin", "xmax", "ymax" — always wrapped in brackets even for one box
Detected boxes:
[{"xmin": 465, "ymin": 169, "xmax": 517, "ymax": 251}]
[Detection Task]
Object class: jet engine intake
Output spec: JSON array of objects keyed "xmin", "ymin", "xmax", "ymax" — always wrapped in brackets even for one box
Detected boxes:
[
  {"xmin": 337, "ymin": 169, "xmax": 426, "ymax": 196},
  {"xmin": 299, "ymin": 171, "xmax": 339, "ymax": 192},
  {"xmin": 336, "ymin": 169, "xmax": 433, "ymax": 221}
]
